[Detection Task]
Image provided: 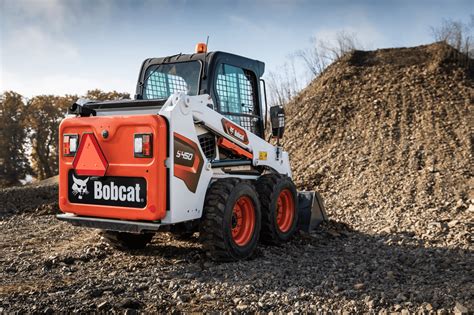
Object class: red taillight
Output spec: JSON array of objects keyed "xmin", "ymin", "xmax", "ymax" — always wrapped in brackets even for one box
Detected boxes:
[
  {"xmin": 63, "ymin": 134, "xmax": 78, "ymax": 156},
  {"xmin": 134, "ymin": 133, "xmax": 153, "ymax": 158},
  {"xmin": 142, "ymin": 134, "xmax": 151, "ymax": 156}
]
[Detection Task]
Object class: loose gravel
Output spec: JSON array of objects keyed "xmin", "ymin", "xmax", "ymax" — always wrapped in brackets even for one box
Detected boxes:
[{"xmin": 1, "ymin": 43, "xmax": 472, "ymax": 313}]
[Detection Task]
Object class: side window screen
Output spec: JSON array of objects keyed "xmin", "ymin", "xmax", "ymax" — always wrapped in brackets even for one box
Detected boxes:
[{"xmin": 216, "ymin": 64, "xmax": 259, "ymax": 132}]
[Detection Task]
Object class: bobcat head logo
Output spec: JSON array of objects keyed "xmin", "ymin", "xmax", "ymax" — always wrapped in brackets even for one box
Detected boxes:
[{"xmin": 72, "ymin": 175, "xmax": 89, "ymax": 199}]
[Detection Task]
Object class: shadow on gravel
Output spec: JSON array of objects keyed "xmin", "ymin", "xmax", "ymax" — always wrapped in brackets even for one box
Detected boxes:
[
  {"xmin": 1, "ymin": 218, "xmax": 471, "ymax": 312},
  {"xmin": 102, "ymin": 220, "xmax": 473, "ymax": 310},
  {"xmin": 135, "ymin": 243, "xmax": 203, "ymax": 260}
]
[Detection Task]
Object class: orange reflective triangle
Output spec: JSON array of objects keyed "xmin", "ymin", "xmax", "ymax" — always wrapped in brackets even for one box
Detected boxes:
[{"xmin": 72, "ymin": 133, "xmax": 108, "ymax": 176}]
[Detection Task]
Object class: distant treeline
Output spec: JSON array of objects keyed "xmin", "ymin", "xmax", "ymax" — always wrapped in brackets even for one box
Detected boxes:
[{"xmin": 0, "ymin": 90, "xmax": 129, "ymax": 187}]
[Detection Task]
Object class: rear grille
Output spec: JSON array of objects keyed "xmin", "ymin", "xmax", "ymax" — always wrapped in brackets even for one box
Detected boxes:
[{"xmin": 198, "ymin": 133, "xmax": 216, "ymax": 160}]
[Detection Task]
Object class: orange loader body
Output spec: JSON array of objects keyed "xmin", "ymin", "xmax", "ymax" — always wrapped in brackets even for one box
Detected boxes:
[{"xmin": 58, "ymin": 115, "xmax": 168, "ymax": 221}]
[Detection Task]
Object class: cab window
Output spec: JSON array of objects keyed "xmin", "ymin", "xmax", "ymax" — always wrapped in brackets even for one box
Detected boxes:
[
  {"xmin": 143, "ymin": 61, "xmax": 201, "ymax": 100},
  {"xmin": 215, "ymin": 64, "xmax": 261, "ymax": 134}
]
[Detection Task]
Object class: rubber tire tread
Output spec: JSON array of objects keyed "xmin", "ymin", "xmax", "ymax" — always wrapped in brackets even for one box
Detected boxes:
[
  {"xmin": 256, "ymin": 174, "xmax": 298, "ymax": 245},
  {"xmin": 200, "ymin": 178, "xmax": 261, "ymax": 262}
]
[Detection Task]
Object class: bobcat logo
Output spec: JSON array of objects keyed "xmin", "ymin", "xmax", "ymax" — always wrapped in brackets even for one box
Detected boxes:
[{"xmin": 72, "ymin": 175, "xmax": 89, "ymax": 199}]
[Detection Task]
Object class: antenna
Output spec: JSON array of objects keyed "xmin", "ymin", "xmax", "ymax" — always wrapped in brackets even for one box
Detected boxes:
[{"xmin": 202, "ymin": 35, "xmax": 209, "ymax": 81}]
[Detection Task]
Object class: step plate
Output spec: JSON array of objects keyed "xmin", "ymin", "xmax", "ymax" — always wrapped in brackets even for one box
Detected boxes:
[{"xmin": 56, "ymin": 213, "xmax": 161, "ymax": 233}]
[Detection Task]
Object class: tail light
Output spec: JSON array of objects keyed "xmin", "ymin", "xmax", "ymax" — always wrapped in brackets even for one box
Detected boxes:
[
  {"xmin": 63, "ymin": 134, "xmax": 78, "ymax": 156},
  {"xmin": 134, "ymin": 133, "xmax": 153, "ymax": 157}
]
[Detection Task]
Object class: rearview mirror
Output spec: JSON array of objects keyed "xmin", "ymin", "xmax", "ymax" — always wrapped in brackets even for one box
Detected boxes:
[{"xmin": 270, "ymin": 106, "xmax": 285, "ymax": 139}]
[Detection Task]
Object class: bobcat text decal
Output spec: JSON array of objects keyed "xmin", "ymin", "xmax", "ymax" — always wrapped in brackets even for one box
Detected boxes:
[
  {"xmin": 68, "ymin": 170, "xmax": 147, "ymax": 208},
  {"xmin": 221, "ymin": 119, "xmax": 249, "ymax": 144}
]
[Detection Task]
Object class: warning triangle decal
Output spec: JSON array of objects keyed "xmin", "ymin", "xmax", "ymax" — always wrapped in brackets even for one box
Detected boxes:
[{"xmin": 72, "ymin": 133, "xmax": 108, "ymax": 177}]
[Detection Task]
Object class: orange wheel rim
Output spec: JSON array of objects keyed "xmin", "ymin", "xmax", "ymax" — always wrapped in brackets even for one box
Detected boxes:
[
  {"xmin": 231, "ymin": 196, "xmax": 255, "ymax": 246},
  {"xmin": 276, "ymin": 189, "xmax": 295, "ymax": 233}
]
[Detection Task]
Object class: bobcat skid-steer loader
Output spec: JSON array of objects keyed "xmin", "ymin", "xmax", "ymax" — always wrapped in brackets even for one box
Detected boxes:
[{"xmin": 57, "ymin": 43, "xmax": 326, "ymax": 261}]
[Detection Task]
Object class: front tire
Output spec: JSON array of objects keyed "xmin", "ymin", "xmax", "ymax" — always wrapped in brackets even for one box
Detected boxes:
[
  {"xmin": 256, "ymin": 174, "xmax": 298, "ymax": 244},
  {"xmin": 101, "ymin": 231, "xmax": 154, "ymax": 250},
  {"xmin": 200, "ymin": 178, "xmax": 261, "ymax": 261}
]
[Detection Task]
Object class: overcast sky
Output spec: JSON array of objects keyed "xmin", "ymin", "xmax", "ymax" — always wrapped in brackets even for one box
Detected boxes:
[{"xmin": 0, "ymin": 0, "xmax": 472, "ymax": 97}]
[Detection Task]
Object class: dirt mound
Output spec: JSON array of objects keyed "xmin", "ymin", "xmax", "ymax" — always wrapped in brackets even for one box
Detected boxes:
[
  {"xmin": 30, "ymin": 175, "xmax": 59, "ymax": 187},
  {"xmin": 1, "ymin": 43, "xmax": 472, "ymax": 313},
  {"xmin": 284, "ymin": 42, "xmax": 473, "ymax": 243},
  {"xmin": 0, "ymin": 180, "xmax": 58, "ymax": 218}
]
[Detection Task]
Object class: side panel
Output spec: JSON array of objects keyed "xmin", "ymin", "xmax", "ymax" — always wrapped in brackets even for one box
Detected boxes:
[
  {"xmin": 173, "ymin": 132, "xmax": 204, "ymax": 193},
  {"xmin": 159, "ymin": 95, "xmax": 213, "ymax": 224},
  {"xmin": 58, "ymin": 115, "xmax": 168, "ymax": 221}
]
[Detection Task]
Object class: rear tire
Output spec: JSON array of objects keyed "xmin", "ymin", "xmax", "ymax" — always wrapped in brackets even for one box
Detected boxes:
[
  {"xmin": 256, "ymin": 174, "xmax": 298, "ymax": 244},
  {"xmin": 200, "ymin": 178, "xmax": 261, "ymax": 261},
  {"xmin": 101, "ymin": 231, "xmax": 154, "ymax": 250}
]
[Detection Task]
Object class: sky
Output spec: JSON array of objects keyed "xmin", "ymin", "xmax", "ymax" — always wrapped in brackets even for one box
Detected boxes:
[{"xmin": 0, "ymin": 0, "xmax": 472, "ymax": 98}]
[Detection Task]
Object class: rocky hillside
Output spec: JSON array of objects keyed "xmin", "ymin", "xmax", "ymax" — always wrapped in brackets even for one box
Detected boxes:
[
  {"xmin": 1, "ymin": 43, "xmax": 472, "ymax": 313},
  {"xmin": 284, "ymin": 42, "xmax": 473, "ymax": 246}
]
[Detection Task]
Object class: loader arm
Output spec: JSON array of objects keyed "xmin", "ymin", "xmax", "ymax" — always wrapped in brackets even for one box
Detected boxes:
[{"xmin": 188, "ymin": 95, "xmax": 292, "ymax": 176}]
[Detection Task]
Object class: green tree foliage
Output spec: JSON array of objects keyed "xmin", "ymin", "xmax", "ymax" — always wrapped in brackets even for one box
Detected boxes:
[{"xmin": 0, "ymin": 91, "xmax": 31, "ymax": 187}]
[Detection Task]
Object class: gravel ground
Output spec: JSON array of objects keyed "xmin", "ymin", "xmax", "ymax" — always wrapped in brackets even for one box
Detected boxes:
[
  {"xmin": 1, "ymin": 43, "xmax": 473, "ymax": 313},
  {"xmin": 0, "ymin": 211, "xmax": 472, "ymax": 313}
]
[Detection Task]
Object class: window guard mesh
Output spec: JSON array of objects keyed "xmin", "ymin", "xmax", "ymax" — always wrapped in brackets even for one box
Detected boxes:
[
  {"xmin": 142, "ymin": 61, "xmax": 200, "ymax": 100},
  {"xmin": 216, "ymin": 64, "xmax": 259, "ymax": 134},
  {"xmin": 145, "ymin": 73, "xmax": 188, "ymax": 99}
]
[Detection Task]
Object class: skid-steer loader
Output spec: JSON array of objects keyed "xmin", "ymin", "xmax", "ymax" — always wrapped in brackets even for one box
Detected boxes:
[{"xmin": 57, "ymin": 43, "xmax": 326, "ymax": 261}]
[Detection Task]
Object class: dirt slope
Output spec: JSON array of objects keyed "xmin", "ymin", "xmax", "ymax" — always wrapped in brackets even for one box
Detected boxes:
[
  {"xmin": 284, "ymin": 42, "xmax": 473, "ymax": 242},
  {"xmin": 1, "ymin": 43, "xmax": 473, "ymax": 313}
]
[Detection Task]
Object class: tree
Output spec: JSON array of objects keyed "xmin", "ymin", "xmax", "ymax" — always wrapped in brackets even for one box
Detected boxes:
[
  {"xmin": 85, "ymin": 89, "xmax": 130, "ymax": 101},
  {"xmin": 267, "ymin": 59, "xmax": 302, "ymax": 108},
  {"xmin": 0, "ymin": 91, "xmax": 31, "ymax": 187},
  {"xmin": 295, "ymin": 37, "xmax": 329, "ymax": 78},
  {"xmin": 26, "ymin": 95, "xmax": 65, "ymax": 180},
  {"xmin": 26, "ymin": 90, "xmax": 130, "ymax": 180},
  {"xmin": 296, "ymin": 30, "xmax": 361, "ymax": 78},
  {"xmin": 266, "ymin": 30, "xmax": 361, "ymax": 111},
  {"xmin": 431, "ymin": 16, "xmax": 474, "ymax": 57}
]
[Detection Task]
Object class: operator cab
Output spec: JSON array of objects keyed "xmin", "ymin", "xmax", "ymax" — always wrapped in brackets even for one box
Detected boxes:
[{"xmin": 135, "ymin": 44, "xmax": 266, "ymax": 138}]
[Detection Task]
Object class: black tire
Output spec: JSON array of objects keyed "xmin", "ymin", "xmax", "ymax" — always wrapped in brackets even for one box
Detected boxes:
[
  {"xmin": 101, "ymin": 231, "xmax": 154, "ymax": 250},
  {"xmin": 256, "ymin": 174, "xmax": 298, "ymax": 244},
  {"xmin": 200, "ymin": 178, "xmax": 261, "ymax": 261}
]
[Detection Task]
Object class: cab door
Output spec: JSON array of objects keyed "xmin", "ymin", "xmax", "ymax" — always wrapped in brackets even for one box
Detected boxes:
[{"xmin": 213, "ymin": 63, "xmax": 264, "ymax": 138}]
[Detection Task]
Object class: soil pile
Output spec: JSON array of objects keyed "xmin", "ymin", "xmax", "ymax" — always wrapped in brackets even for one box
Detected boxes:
[
  {"xmin": 284, "ymin": 42, "xmax": 473, "ymax": 246},
  {"xmin": 1, "ymin": 43, "xmax": 472, "ymax": 313},
  {"xmin": 0, "ymin": 177, "xmax": 58, "ymax": 218}
]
